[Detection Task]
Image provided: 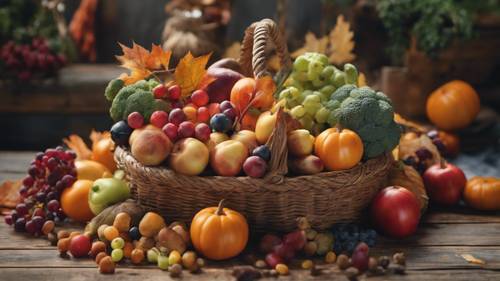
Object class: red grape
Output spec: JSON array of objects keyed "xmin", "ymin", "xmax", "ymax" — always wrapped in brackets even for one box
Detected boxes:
[
  {"xmin": 16, "ymin": 203, "xmax": 28, "ymax": 216},
  {"xmin": 283, "ymin": 230, "xmax": 306, "ymax": 251},
  {"xmin": 178, "ymin": 121, "xmax": 195, "ymax": 138},
  {"xmin": 259, "ymin": 234, "xmax": 282, "ymax": 253},
  {"xmin": 219, "ymin": 101, "xmax": 234, "ymax": 112},
  {"xmin": 168, "ymin": 108, "xmax": 186, "ymax": 126},
  {"xmin": 14, "ymin": 218, "xmax": 26, "ymax": 232},
  {"xmin": 194, "ymin": 123, "xmax": 211, "ymax": 142},
  {"xmin": 162, "ymin": 123, "xmax": 178, "ymax": 142},
  {"xmin": 23, "ymin": 176, "xmax": 34, "ymax": 187},
  {"xmin": 265, "ymin": 252, "xmax": 284, "ymax": 268},
  {"xmin": 153, "ymin": 84, "xmax": 167, "ymax": 99},
  {"xmin": 25, "ymin": 220, "xmax": 37, "ymax": 234},
  {"xmin": 223, "ymin": 108, "xmax": 237, "ymax": 120},
  {"xmin": 4, "ymin": 215, "xmax": 13, "ymax": 226},
  {"xmin": 168, "ymin": 85, "xmax": 181, "ymax": 100},
  {"xmin": 191, "ymin": 89, "xmax": 209, "ymax": 106},
  {"xmin": 351, "ymin": 242, "xmax": 369, "ymax": 272},
  {"xmin": 127, "ymin": 112, "xmax": 144, "ymax": 129},
  {"xmin": 273, "ymin": 243, "xmax": 295, "ymax": 261},
  {"xmin": 150, "ymin": 111, "xmax": 168, "ymax": 128},
  {"xmin": 47, "ymin": 200, "xmax": 60, "ymax": 212}
]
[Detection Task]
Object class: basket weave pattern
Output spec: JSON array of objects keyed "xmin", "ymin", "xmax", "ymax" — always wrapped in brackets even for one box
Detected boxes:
[{"xmin": 115, "ymin": 19, "xmax": 393, "ymax": 232}]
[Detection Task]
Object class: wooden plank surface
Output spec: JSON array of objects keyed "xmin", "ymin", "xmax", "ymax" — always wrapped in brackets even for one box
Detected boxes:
[{"xmin": 1, "ymin": 151, "xmax": 500, "ymax": 281}]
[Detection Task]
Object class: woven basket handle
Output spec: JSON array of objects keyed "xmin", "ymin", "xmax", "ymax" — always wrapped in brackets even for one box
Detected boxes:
[{"xmin": 239, "ymin": 18, "xmax": 292, "ymax": 78}]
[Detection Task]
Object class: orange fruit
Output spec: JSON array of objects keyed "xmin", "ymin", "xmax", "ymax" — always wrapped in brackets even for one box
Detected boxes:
[
  {"xmin": 75, "ymin": 160, "xmax": 112, "ymax": 181},
  {"xmin": 61, "ymin": 179, "xmax": 95, "ymax": 222},
  {"xmin": 92, "ymin": 137, "xmax": 117, "ymax": 173}
]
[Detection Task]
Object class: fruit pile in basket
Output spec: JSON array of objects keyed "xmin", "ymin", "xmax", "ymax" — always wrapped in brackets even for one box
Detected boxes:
[{"xmin": 105, "ymin": 43, "xmax": 401, "ymax": 178}]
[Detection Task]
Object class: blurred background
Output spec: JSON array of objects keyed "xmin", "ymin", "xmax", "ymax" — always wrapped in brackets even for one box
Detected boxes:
[{"xmin": 1, "ymin": 0, "xmax": 499, "ymax": 150}]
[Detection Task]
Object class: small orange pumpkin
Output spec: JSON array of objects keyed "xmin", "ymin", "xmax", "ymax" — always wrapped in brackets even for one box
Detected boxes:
[
  {"xmin": 464, "ymin": 177, "xmax": 500, "ymax": 211},
  {"xmin": 426, "ymin": 80, "xmax": 480, "ymax": 131},
  {"xmin": 314, "ymin": 128, "xmax": 363, "ymax": 171},
  {"xmin": 190, "ymin": 200, "xmax": 249, "ymax": 260}
]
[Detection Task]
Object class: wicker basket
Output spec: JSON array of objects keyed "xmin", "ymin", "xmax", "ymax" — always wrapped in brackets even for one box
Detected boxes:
[{"xmin": 115, "ymin": 19, "xmax": 393, "ymax": 233}]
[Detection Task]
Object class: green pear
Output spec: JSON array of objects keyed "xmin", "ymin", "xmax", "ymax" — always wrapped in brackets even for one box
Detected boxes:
[{"xmin": 88, "ymin": 177, "xmax": 130, "ymax": 215}]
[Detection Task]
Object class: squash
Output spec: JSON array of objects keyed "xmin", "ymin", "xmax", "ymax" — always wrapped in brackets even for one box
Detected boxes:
[
  {"xmin": 389, "ymin": 162, "xmax": 428, "ymax": 213},
  {"xmin": 190, "ymin": 200, "xmax": 248, "ymax": 260},
  {"xmin": 426, "ymin": 80, "xmax": 480, "ymax": 131},
  {"xmin": 314, "ymin": 128, "xmax": 363, "ymax": 171},
  {"xmin": 464, "ymin": 177, "xmax": 500, "ymax": 211}
]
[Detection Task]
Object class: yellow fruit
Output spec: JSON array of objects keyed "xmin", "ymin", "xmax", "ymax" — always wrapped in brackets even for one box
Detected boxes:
[{"xmin": 75, "ymin": 160, "xmax": 112, "ymax": 180}]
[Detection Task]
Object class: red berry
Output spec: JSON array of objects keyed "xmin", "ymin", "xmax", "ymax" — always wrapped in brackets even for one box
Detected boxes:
[
  {"xmin": 243, "ymin": 156, "xmax": 267, "ymax": 178},
  {"xmin": 168, "ymin": 108, "xmax": 186, "ymax": 126},
  {"xmin": 191, "ymin": 89, "xmax": 209, "ymax": 106},
  {"xmin": 177, "ymin": 121, "xmax": 195, "ymax": 138},
  {"xmin": 265, "ymin": 252, "xmax": 284, "ymax": 268},
  {"xmin": 194, "ymin": 123, "xmax": 211, "ymax": 142},
  {"xmin": 153, "ymin": 84, "xmax": 167, "ymax": 99},
  {"xmin": 223, "ymin": 108, "xmax": 237, "ymax": 121},
  {"xmin": 351, "ymin": 242, "xmax": 369, "ymax": 272},
  {"xmin": 162, "ymin": 123, "xmax": 178, "ymax": 142},
  {"xmin": 259, "ymin": 234, "xmax": 282, "ymax": 254},
  {"xmin": 168, "ymin": 85, "xmax": 181, "ymax": 100},
  {"xmin": 69, "ymin": 234, "xmax": 92, "ymax": 258},
  {"xmin": 283, "ymin": 230, "xmax": 306, "ymax": 251},
  {"xmin": 127, "ymin": 112, "xmax": 144, "ymax": 129},
  {"xmin": 273, "ymin": 243, "xmax": 295, "ymax": 261},
  {"xmin": 150, "ymin": 111, "xmax": 168, "ymax": 128},
  {"xmin": 197, "ymin": 106, "xmax": 210, "ymax": 123}
]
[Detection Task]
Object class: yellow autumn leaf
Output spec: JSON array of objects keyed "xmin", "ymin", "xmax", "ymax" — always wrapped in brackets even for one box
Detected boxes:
[
  {"xmin": 461, "ymin": 254, "xmax": 486, "ymax": 265},
  {"xmin": 115, "ymin": 42, "xmax": 172, "ymax": 85},
  {"xmin": 291, "ymin": 32, "xmax": 328, "ymax": 58},
  {"xmin": 329, "ymin": 15, "xmax": 356, "ymax": 65},
  {"xmin": 174, "ymin": 52, "xmax": 212, "ymax": 97}
]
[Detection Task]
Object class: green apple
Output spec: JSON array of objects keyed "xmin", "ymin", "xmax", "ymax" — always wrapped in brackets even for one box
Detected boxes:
[{"xmin": 89, "ymin": 178, "xmax": 130, "ymax": 215}]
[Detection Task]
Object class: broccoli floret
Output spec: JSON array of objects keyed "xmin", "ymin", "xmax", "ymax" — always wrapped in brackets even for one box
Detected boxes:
[
  {"xmin": 109, "ymin": 80, "xmax": 159, "ymax": 121},
  {"xmin": 123, "ymin": 90, "xmax": 156, "ymax": 120},
  {"xmin": 147, "ymin": 79, "xmax": 160, "ymax": 90},
  {"xmin": 329, "ymin": 84, "xmax": 401, "ymax": 159},
  {"xmin": 104, "ymin": 79, "xmax": 125, "ymax": 102}
]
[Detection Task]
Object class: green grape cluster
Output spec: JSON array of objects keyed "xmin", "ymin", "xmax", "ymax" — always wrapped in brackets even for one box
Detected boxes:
[{"xmin": 279, "ymin": 52, "xmax": 359, "ymax": 134}]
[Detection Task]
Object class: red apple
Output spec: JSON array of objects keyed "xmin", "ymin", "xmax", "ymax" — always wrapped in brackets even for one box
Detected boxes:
[
  {"xmin": 371, "ymin": 186, "xmax": 420, "ymax": 238},
  {"xmin": 423, "ymin": 162, "xmax": 466, "ymax": 206},
  {"xmin": 69, "ymin": 234, "xmax": 91, "ymax": 258}
]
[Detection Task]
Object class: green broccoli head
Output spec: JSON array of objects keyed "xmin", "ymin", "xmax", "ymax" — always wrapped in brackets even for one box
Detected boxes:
[
  {"xmin": 109, "ymin": 79, "xmax": 160, "ymax": 122},
  {"xmin": 330, "ymin": 84, "xmax": 401, "ymax": 159},
  {"xmin": 104, "ymin": 79, "xmax": 125, "ymax": 102}
]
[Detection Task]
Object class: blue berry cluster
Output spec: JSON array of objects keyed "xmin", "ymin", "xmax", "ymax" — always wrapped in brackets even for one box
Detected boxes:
[{"xmin": 332, "ymin": 224, "xmax": 377, "ymax": 254}]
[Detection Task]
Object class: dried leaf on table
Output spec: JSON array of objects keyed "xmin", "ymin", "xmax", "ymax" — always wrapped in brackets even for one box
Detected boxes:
[
  {"xmin": 398, "ymin": 134, "xmax": 442, "ymax": 167},
  {"xmin": 63, "ymin": 134, "xmax": 92, "ymax": 160},
  {"xmin": 328, "ymin": 15, "xmax": 356, "ymax": 65},
  {"xmin": 116, "ymin": 42, "xmax": 172, "ymax": 85},
  {"xmin": 174, "ymin": 52, "xmax": 212, "ymax": 97},
  {"xmin": 461, "ymin": 254, "xmax": 486, "ymax": 265},
  {"xmin": 291, "ymin": 32, "xmax": 328, "ymax": 58},
  {"xmin": 0, "ymin": 180, "xmax": 21, "ymax": 214},
  {"xmin": 224, "ymin": 42, "xmax": 241, "ymax": 59}
]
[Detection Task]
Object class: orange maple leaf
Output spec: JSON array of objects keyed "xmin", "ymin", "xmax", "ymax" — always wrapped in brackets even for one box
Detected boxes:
[
  {"xmin": 174, "ymin": 52, "xmax": 212, "ymax": 97},
  {"xmin": 116, "ymin": 42, "xmax": 172, "ymax": 85}
]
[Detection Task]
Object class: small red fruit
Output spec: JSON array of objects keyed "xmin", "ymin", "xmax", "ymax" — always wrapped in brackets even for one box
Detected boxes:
[
  {"xmin": 243, "ymin": 156, "xmax": 267, "ymax": 178},
  {"xmin": 351, "ymin": 242, "xmax": 369, "ymax": 272},
  {"xmin": 371, "ymin": 186, "xmax": 420, "ymax": 238},
  {"xmin": 265, "ymin": 252, "xmax": 284, "ymax": 268},
  {"xmin": 194, "ymin": 123, "xmax": 211, "ymax": 142},
  {"xmin": 197, "ymin": 106, "xmax": 210, "ymax": 123},
  {"xmin": 178, "ymin": 121, "xmax": 195, "ymax": 138},
  {"xmin": 127, "ymin": 112, "xmax": 144, "ymax": 129},
  {"xmin": 150, "ymin": 111, "xmax": 168, "ymax": 128},
  {"xmin": 191, "ymin": 89, "xmax": 209, "ymax": 107},
  {"xmin": 259, "ymin": 234, "xmax": 282, "ymax": 254},
  {"xmin": 168, "ymin": 108, "xmax": 186, "ymax": 126},
  {"xmin": 273, "ymin": 243, "xmax": 295, "ymax": 261},
  {"xmin": 162, "ymin": 123, "xmax": 178, "ymax": 142},
  {"xmin": 153, "ymin": 84, "xmax": 167, "ymax": 99},
  {"xmin": 69, "ymin": 234, "xmax": 92, "ymax": 258},
  {"xmin": 168, "ymin": 85, "xmax": 181, "ymax": 100},
  {"xmin": 423, "ymin": 161, "xmax": 466, "ymax": 206},
  {"xmin": 283, "ymin": 230, "xmax": 306, "ymax": 251}
]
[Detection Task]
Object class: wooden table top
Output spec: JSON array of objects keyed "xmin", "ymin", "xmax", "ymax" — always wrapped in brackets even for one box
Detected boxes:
[{"xmin": 1, "ymin": 151, "xmax": 499, "ymax": 281}]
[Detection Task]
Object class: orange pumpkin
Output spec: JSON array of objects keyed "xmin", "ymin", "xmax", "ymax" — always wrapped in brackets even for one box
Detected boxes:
[
  {"xmin": 230, "ymin": 76, "xmax": 275, "ymax": 114},
  {"xmin": 190, "ymin": 200, "xmax": 248, "ymax": 260},
  {"xmin": 464, "ymin": 177, "xmax": 500, "ymax": 211},
  {"xmin": 426, "ymin": 80, "xmax": 480, "ymax": 131},
  {"xmin": 92, "ymin": 137, "xmax": 117, "ymax": 173},
  {"xmin": 314, "ymin": 128, "xmax": 363, "ymax": 171}
]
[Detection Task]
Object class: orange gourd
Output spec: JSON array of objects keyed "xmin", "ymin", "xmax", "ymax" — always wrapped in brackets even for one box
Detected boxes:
[
  {"xmin": 230, "ymin": 76, "xmax": 276, "ymax": 114},
  {"xmin": 190, "ymin": 200, "xmax": 249, "ymax": 260},
  {"xmin": 314, "ymin": 128, "xmax": 363, "ymax": 171},
  {"xmin": 464, "ymin": 177, "xmax": 500, "ymax": 211},
  {"xmin": 92, "ymin": 137, "xmax": 117, "ymax": 173},
  {"xmin": 426, "ymin": 80, "xmax": 480, "ymax": 131}
]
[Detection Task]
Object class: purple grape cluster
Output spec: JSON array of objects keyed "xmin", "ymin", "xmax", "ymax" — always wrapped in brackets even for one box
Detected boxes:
[
  {"xmin": 0, "ymin": 38, "xmax": 66, "ymax": 82},
  {"xmin": 4, "ymin": 146, "xmax": 76, "ymax": 235}
]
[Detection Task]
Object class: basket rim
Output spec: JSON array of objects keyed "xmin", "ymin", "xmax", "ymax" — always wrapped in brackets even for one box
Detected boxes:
[{"xmin": 115, "ymin": 145, "xmax": 393, "ymax": 193}]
